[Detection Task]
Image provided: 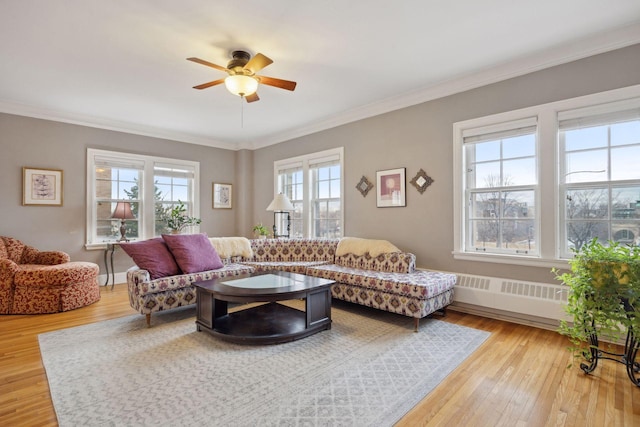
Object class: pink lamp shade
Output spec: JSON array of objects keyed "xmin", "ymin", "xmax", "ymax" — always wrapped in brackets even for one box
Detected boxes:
[{"xmin": 111, "ymin": 201, "xmax": 135, "ymax": 220}]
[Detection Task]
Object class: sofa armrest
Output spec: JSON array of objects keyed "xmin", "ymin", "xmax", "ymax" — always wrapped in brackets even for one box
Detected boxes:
[
  {"xmin": 0, "ymin": 258, "xmax": 19, "ymax": 290},
  {"xmin": 22, "ymin": 246, "xmax": 70, "ymax": 265}
]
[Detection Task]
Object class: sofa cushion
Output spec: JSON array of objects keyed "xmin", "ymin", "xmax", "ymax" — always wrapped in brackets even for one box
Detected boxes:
[
  {"xmin": 305, "ymin": 264, "xmax": 456, "ymax": 300},
  {"xmin": 250, "ymin": 238, "xmax": 339, "ymax": 263},
  {"xmin": 240, "ymin": 260, "xmax": 332, "ymax": 274},
  {"xmin": 162, "ymin": 233, "xmax": 223, "ymax": 274},
  {"xmin": 335, "ymin": 252, "xmax": 416, "ymax": 273},
  {"xmin": 120, "ymin": 238, "xmax": 181, "ymax": 280},
  {"xmin": 127, "ymin": 263, "xmax": 255, "ymax": 297}
]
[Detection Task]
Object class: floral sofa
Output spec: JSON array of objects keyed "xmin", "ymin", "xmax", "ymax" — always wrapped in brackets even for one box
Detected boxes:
[
  {"xmin": 124, "ymin": 235, "xmax": 456, "ymax": 330},
  {"xmin": 0, "ymin": 236, "xmax": 100, "ymax": 314}
]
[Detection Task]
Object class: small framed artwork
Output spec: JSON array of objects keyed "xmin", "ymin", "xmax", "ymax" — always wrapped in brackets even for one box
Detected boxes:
[
  {"xmin": 213, "ymin": 183, "xmax": 232, "ymax": 209},
  {"xmin": 376, "ymin": 168, "xmax": 406, "ymax": 207},
  {"xmin": 356, "ymin": 175, "xmax": 373, "ymax": 197},
  {"xmin": 23, "ymin": 167, "xmax": 63, "ymax": 206}
]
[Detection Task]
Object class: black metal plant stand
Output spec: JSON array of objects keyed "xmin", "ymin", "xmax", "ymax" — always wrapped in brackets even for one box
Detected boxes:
[{"xmin": 580, "ymin": 300, "xmax": 640, "ymax": 386}]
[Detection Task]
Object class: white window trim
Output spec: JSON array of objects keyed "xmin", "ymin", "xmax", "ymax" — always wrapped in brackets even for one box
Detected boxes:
[
  {"xmin": 86, "ymin": 148, "xmax": 200, "ymax": 250},
  {"xmin": 453, "ymin": 84, "xmax": 640, "ymax": 268},
  {"xmin": 273, "ymin": 147, "xmax": 344, "ymax": 239}
]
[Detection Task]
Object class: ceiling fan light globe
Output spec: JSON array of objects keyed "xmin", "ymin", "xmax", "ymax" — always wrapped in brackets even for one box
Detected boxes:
[{"xmin": 224, "ymin": 75, "xmax": 258, "ymax": 97}]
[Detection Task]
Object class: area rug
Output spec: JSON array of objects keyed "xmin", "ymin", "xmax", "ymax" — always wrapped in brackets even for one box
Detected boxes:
[{"xmin": 39, "ymin": 301, "xmax": 490, "ymax": 426}]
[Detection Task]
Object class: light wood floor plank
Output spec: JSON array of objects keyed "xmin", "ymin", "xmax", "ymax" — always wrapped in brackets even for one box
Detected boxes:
[{"xmin": 1, "ymin": 283, "xmax": 639, "ymax": 426}]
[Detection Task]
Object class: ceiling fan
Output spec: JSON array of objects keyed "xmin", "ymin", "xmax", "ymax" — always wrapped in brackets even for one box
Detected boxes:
[{"xmin": 187, "ymin": 50, "xmax": 297, "ymax": 103}]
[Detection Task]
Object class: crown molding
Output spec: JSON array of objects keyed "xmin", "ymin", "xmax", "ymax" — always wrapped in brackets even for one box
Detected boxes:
[
  {"xmin": 250, "ymin": 22, "xmax": 640, "ymax": 150},
  {"xmin": 0, "ymin": 100, "xmax": 237, "ymax": 151}
]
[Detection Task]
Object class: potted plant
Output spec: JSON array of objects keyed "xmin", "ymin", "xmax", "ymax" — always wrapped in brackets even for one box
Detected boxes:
[
  {"xmin": 555, "ymin": 238, "xmax": 640, "ymax": 365},
  {"xmin": 164, "ymin": 200, "xmax": 201, "ymax": 233},
  {"xmin": 252, "ymin": 223, "xmax": 270, "ymax": 239}
]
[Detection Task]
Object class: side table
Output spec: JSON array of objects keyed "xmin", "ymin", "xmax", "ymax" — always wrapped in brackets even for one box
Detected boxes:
[{"xmin": 103, "ymin": 242, "xmax": 122, "ymax": 290}]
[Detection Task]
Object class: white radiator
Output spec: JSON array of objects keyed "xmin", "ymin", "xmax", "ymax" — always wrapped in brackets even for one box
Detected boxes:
[{"xmin": 447, "ymin": 272, "xmax": 571, "ymax": 330}]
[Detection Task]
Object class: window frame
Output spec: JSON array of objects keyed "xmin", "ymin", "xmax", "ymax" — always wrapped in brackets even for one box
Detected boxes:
[
  {"xmin": 453, "ymin": 84, "xmax": 640, "ymax": 268},
  {"xmin": 86, "ymin": 148, "xmax": 200, "ymax": 249},
  {"xmin": 273, "ymin": 147, "xmax": 344, "ymax": 239}
]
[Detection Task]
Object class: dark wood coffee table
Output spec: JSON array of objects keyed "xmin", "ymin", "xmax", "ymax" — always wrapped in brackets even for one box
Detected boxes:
[{"xmin": 194, "ymin": 271, "xmax": 334, "ymax": 345}]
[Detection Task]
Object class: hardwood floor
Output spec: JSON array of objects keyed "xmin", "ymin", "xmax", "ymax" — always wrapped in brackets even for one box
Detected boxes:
[{"xmin": 1, "ymin": 284, "xmax": 638, "ymax": 426}]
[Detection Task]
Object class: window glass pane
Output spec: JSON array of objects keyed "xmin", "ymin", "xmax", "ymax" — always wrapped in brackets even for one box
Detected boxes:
[
  {"xmin": 611, "ymin": 146, "xmax": 640, "ymax": 181},
  {"xmin": 565, "ymin": 126, "xmax": 608, "ymax": 151},
  {"xmin": 502, "ymin": 134, "xmax": 535, "ymax": 158},
  {"xmin": 500, "ymin": 219, "xmax": 535, "ymax": 252},
  {"xmin": 474, "ymin": 162, "xmax": 501, "ymax": 189},
  {"xmin": 502, "ymin": 158, "xmax": 536, "ymax": 186},
  {"xmin": 565, "ymin": 150, "xmax": 607, "ymax": 183},
  {"xmin": 330, "ymin": 181, "xmax": 340, "ymax": 197},
  {"xmin": 612, "ymin": 186, "xmax": 640, "ymax": 219},
  {"xmin": 471, "ymin": 192, "xmax": 499, "ymax": 219},
  {"xmin": 612, "ymin": 223, "xmax": 639, "ymax": 245},
  {"xmin": 502, "ymin": 190, "xmax": 535, "ymax": 218},
  {"xmin": 474, "ymin": 141, "xmax": 500, "ymax": 162},
  {"xmin": 470, "ymin": 219, "xmax": 499, "ymax": 249},
  {"xmin": 566, "ymin": 188, "xmax": 608, "ymax": 220},
  {"xmin": 611, "ymin": 120, "xmax": 640, "ymax": 146},
  {"xmin": 317, "ymin": 181, "xmax": 330, "ymax": 198},
  {"xmin": 566, "ymin": 221, "xmax": 609, "ymax": 252}
]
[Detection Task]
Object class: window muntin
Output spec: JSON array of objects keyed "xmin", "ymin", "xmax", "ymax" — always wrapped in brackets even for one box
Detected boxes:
[
  {"xmin": 560, "ymin": 111, "xmax": 640, "ymax": 256},
  {"xmin": 87, "ymin": 149, "xmax": 199, "ymax": 247},
  {"xmin": 274, "ymin": 148, "xmax": 344, "ymax": 239},
  {"xmin": 464, "ymin": 124, "xmax": 538, "ymax": 255}
]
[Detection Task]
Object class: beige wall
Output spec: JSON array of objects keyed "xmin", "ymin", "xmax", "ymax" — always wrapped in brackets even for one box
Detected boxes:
[
  {"xmin": 1, "ymin": 44, "xmax": 639, "ymax": 282},
  {"xmin": 253, "ymin": 43, "xmax": 640, "ymax": 283},
  {"xmin": 0, "ymin": 116, "xmax": 238, "ymax": 273}
]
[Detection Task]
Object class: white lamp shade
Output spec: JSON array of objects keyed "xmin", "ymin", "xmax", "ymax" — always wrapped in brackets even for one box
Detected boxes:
[
  {"xmin": 266, "ymin": 193, "xmax": 295, "ymax": 211},
  {"xmin": 224, "ymin": 75, "xmax": 259, "ymax": 97}
]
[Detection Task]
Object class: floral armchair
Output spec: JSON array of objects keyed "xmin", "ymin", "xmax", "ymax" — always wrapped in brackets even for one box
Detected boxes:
[{"xmin": 0, "ymin": 236, "xmax": 100, "ymax": 314}]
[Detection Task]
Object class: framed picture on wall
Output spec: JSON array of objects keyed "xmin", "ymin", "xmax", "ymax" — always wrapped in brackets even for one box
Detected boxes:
[
  {"xmin": 376, "ymin": 168, "xmax": 406, "ymax": 207},
  {"xmin": 22, "ymin": 167, "xmax": 63, "ymax": 206},
  {"xmin": 213, "ymin": 183, "xmax": 232, "ymax": 209}
]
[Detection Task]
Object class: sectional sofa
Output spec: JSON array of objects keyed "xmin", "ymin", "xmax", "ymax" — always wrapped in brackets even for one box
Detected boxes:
[{"xmin": 123, "ymin": 235, "xmax": 456, "ymax": 330}]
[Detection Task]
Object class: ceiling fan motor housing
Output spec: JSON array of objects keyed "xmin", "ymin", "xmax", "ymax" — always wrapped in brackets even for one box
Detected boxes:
[{"xmin": 227, "ymin": 50, "xmax": 251, "ymax": 73}]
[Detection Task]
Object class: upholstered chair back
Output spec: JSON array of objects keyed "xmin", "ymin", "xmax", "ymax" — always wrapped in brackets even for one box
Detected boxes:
[{"xmin": 0, "ymin": 237, "xmax": 70, "ymax": 265}]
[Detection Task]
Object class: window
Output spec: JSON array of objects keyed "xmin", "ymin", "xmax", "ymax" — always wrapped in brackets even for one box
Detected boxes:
[
  {"xmin": 454, "ymin": 85, "xmax": 640, "ymax": 267},
  {"xmin": 559, "ymin": 104, "xmax": 640, "ymax": 257},
  {"xmin": 86, "ymin": 149, "xmax": 199, "ymax": 248},
  {"xmin": 274, "ymin": 148, "xmax": 344, "ymax": 239},
  {"xmin": 462, "ymin": 118, "xmax": 538, "ymax": 256}
]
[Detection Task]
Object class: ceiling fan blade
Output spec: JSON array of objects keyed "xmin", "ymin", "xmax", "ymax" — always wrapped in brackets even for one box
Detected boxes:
[
  {"xmin": 192, "ymin": 78, "xmax": 225, "ymax": 90},
  {"xmin": 258, "ymin": 75, "xmax": 297, "ymax": 91},
  {"xmin": 244, "ymin": 53, "xmax": 273, "ymax": 74},
  {"xmin": 186, "ymin": 57, "xmax": 228, "ymax": 72},
  {"xmin": 245, "ymin": 92, "xmax": 260, "ymax": 103}
]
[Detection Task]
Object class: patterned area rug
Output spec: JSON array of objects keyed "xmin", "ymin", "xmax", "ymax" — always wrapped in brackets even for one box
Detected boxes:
[{"xmin": 39, "ymin": 301, "xmax": 489, "ymax": 426}]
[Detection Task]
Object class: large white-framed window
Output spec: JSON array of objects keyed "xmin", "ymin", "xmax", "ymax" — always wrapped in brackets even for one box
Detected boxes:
[
  {"xmin": 454, "ymin": 84, "xmax": 640, "ymax": 268},
  {"xmin": 86, "ymin": 149, "xmax": 200, "ymax": 249},
  {"xmin": 559, "ymin": 99, "xmax": 640, "ymax": 258},
  {"xmin": 273, "ymin": 147, "xmax": 344, "ymax": 239},
  {"xmin": 463, "ymin": 118, "xmax": 539, "ymax": 256}
]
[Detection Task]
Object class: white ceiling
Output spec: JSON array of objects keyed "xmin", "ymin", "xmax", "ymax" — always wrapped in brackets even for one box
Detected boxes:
[{"xmin": 1, "ymin": 1, "xmax": 639, "ymax": 150}]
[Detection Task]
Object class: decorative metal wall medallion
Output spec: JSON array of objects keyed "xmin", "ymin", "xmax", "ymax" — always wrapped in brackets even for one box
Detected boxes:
[
  {"xmin": 356, "ymin": 175, "xmax": 374, "ymax": 197},
  {"xmin": 410, "ymin": 169, "xmax": 434, "ymax": 194}
]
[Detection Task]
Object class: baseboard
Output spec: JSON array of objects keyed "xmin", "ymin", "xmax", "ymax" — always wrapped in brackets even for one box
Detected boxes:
[
  {"xmin": 448, "ymin": 301, "xmax": 561, "ymax": 332},
  {"xmin": 98, "ymin": 272, "xmax": 127, "ymax": 287}
]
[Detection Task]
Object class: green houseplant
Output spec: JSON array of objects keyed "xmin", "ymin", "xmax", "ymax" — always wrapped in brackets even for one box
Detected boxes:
[
  {"xmin": 555, "ymin": 238, "xmax": 640, "ymax": 364},
  {"xmin": 252, "ymin": 223, "xmax": 270, "ymax": 239},
  {"xmin": 164, "ymin": 200, "xmax": 201, "ymax": 233}
]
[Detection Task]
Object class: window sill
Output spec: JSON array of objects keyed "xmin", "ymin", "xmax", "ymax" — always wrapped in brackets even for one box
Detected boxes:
[{"xmin": 452, "ymin": 251, "xmax": 570, "ymax": 269}]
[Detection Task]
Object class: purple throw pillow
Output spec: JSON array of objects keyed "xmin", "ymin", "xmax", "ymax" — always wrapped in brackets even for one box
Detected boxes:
[
  {"xmin": 162, "ymin": 233, "xmax": 224, "ymax": 274},
  {"xmin": 119, "ymin": 238, "xmax": 181, "ymax": 280}
]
